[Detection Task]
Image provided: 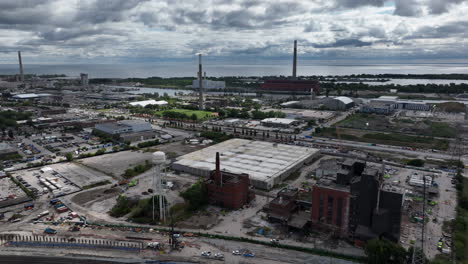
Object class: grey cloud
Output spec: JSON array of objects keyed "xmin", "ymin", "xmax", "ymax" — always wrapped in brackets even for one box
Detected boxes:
[
  {"xmin": 335, "ymin": 0, "xmax": 385, "ymax": 8},
  {"xmin": 406, "ymin": 21, "xmax": 468, "ymax": 39},
  {"xmin": 313, "ymin": 39, "xmax": 373, "ymax": 48},
  {"xmin": 394, "ymin": 0, "xmax": 422, "ymax": 17},
  {"xmin": 428, "ymin": 0, "xmax": 467, "ymax": 14}
]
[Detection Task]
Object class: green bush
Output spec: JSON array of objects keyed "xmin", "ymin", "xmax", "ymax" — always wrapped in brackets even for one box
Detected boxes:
[
  {"xmin": 180, "ymin": 181, "xmax": 208, "ymax": 211},
  {"xmin": 137, "ymin": 139, "xmax": 160, "ymax": 148},
  {"xmin": 406, "ymin": 159, "xmax": 425, "ymax": 167},
  {"xmin": 123, "ymin": 160, "xmax": 152, "ymax": 178}
]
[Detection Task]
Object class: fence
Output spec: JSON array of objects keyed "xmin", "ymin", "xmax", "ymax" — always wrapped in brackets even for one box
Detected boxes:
[{"xmin": 0, "ymin": 234, "xmax": 143, "ymax": 252}]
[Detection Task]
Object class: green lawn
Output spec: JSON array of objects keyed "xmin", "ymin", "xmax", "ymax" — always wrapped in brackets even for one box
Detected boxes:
[{"xmin": 156, "ymin": 108, "xmax": 214, "ymax": 120}]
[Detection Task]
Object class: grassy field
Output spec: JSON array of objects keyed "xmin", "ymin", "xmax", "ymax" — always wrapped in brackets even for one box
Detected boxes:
[
  {"xmin": 336, "ymin": 113, "xmax": 456, "ymax": 138},
  {"xmin": 316, "ymin": 127, "xmax": 449, "ymax": 150},
  {"xmin": 155, "ymin": 109, "xmax": 214, "ymax": 120}
]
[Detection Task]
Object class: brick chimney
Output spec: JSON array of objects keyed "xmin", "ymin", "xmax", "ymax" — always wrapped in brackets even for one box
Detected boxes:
[{"xmin": 215, "ymin": 152, "xmax": 221, "ymax": 185}]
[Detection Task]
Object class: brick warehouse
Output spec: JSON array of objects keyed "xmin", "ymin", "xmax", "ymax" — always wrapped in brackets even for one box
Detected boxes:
[
  {"xmin": 259, "ymin": 80, "xmax": 320, "ymax": 93},
  {"xmin": 311, "ymin": 185, "xmax": 350, "ymax": 236},
  {"xmin": 204, "ymin": 152, "xmax": 254, "ymax": 209},
  {"xmin": 310, "ymin": 159, "xmax": 403, "ymax": 244}
]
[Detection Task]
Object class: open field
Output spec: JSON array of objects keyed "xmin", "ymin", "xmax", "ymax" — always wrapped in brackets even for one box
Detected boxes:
[
  {"xmin": 336, "ymin": 113, "xmax": 457, "ymax": 138},
  {"xmin": 316, "ymin": 127, "xmax": 450, "ymax": 150},
  {"xmin": 155, "ymin": 108, "xmax": 214, "ymax": 120}
]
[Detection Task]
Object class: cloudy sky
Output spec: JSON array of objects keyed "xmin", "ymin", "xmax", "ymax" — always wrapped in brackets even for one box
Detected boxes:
[{"xmin": 1, "ymin": 0, "xmax": 467, "ymax": 64}]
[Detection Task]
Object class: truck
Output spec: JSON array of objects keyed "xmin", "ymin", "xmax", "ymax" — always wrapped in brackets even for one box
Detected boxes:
[
  {"xmin": 56, "ymin": 207, "xmax": 68, "ymax": 213},
  {"xmin": 50, "ymin": 198, "xmax": 60, "ymax": 205},
  {"xmin": 34, "ymin": 210, "xmax": 49, "ymax": 220},
  {"xmin": 44, "ymin": 227, "xmax": 57, "ymax": 234},
  {"xmin": 24, "ymin": 203, "xmax": 34, "ymax": 210}
]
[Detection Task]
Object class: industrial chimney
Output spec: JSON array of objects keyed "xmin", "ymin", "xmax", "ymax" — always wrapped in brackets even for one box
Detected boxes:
[
  {"xmin": 198, "ymin": 54, "xmax": 204, "ymax": 110},
  {"xmin": 18, "ymin": 51, "xmax": 24, "ymax": 82},
  {"xmin": 292, "ymin": 40, "xmax": 297, "ymax": 80},
  {"xmin": 215, "ymin": 152, "xmax": 222, "ymax": 186}
]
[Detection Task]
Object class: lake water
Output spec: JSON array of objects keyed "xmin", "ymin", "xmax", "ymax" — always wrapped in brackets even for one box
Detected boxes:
[{"xmin": 0, "ymin": 62, "xmax": 468, "ymax": 79}]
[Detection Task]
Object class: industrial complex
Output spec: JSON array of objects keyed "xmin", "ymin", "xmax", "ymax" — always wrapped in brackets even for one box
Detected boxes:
[
  {"xmin": 0, "ymin": 40, "xmax": 466, "ymax": 264},
  {"xmin": 173, "ymin": 138, "xmax": 319, "ymax": 190}
]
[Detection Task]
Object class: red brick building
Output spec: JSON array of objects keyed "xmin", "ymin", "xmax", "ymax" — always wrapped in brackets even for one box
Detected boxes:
[
  {"xmin": 204, "ymin": 152, "xmax": 254, "ymax": 209},
  {"xmin": 310, "ymin": 185, "xmax": 350, "ymax": 236},
  {"xmin": 259, "ymin": 80, "xmax": 320, "ymax": 93}
]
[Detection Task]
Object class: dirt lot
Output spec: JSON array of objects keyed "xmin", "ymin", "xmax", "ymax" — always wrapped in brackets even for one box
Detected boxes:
[
  {"xmin": 0, "ymin": 177, "xmax": 29, "ymax": 205},
  {"xmin": 79, "ymin": 150, "xmax": 154, "ymax": 178}
]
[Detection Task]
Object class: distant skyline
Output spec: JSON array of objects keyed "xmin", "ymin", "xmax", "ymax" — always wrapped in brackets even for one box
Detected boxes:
[{"xmin": 0, "ymin": 0, "xmax": 468, "ymax": 64}]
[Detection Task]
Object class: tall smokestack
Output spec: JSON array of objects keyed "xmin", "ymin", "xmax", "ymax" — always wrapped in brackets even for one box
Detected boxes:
[
  {"xmin": 198, "ymin": 54, "xmax": 204, "ymax": 110},
  {"xmin": 18, "ymin": 51, "xmax": 24, "ymax": 82},
  {"xmin": 215, "ymin": 152, "xmax": 222, "ymax": 186},
  {"xmin": 292, "ymin": 40, "xmax": 297, "ymax": 79}
]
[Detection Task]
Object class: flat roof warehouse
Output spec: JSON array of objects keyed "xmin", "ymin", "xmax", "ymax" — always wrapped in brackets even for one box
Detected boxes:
[{"xmin": 172, "ymin": 139, "xmax": 319, "ymax": 190}]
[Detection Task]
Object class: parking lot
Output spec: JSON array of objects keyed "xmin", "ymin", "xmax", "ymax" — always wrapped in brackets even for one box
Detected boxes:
[{"xmin": 375, "ymin": 163, "xmax": 457, "ymax": 258}]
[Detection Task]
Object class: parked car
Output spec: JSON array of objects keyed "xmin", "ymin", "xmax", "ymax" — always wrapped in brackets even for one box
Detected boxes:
[
  {"xmin": 201, "ymin": 251, "xmax": 211, "ymax": 257},
  {"xmin": 232, "ymin": 250, "xmax": 241, "ymax": 255},
  {"xmin": 44, "ymin": 227, "xmax": 57, "ymax": 234}
]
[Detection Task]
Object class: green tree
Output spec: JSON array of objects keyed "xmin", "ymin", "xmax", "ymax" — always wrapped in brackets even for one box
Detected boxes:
[
  {"xmin": 190, "ymin": 113, "xmax": 198, "ymax": 121},
  {"xmin": 365, "ymin": 238, "xmax": 407, "ymax": 264},
  {"xmin": 65, "ymin": 152, "xmax": 74, "ymax": 161},
  {"xmin": 406, "ymin": 159, "xmax": 425, "ymax": 167},
  {"xmin": 180, "ymin": 181, "xmax": 208, "ymax": 211}
]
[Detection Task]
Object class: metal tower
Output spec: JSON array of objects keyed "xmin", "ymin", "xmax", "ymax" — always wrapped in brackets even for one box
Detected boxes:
[{"xmin": 152, "ymin": 151, "xmax": 168, "ymax": 222}]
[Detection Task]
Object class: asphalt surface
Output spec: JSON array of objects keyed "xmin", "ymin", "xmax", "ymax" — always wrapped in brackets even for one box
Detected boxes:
[{"xmin": 0, "ymin": 255, "xmax": 194, "ymax": 264}]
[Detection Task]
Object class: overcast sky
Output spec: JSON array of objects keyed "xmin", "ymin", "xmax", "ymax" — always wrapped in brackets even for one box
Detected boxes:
[{"xmin": 1, "ymin": 0, "xmax": 467, "ymax": 64}]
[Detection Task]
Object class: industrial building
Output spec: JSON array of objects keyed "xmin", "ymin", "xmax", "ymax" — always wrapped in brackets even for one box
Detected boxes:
[
  {"xmin": 365, "ymin": 96, "xmax": 432, "ymax": 114},
  {"xmin": 260, "ymin": 118, "xmax": 301, "ymax": 128},
  {"xmin": 259, "ymin": 40, "xmax": 320, "ymax": 93},
  {"xmin": 270, "ymin": 109, "xmax": 335, "ymax": 122},
  {"xmin": 94, "ymin": 120, "xmax": 152, "ymax": 135},
  {"xmin": 192, "ymin": 80, "xmax": 225, "ymax": 89},
  {"xmin": 322, "ymin": 96, "xmax": 354, "ymax": 110},
  {"xmin": 129, "ymin": 100, "xmax": 168, "ymax": 107},
  {"xmin": 172, "ymin": 139, "xmax": 319, "ymax": 190},
  {"xmin": 260, "ymin": 80, "xmax": 320, "ymax": 93},
  {"xmin": 0, "ymin": 143, "xmax": 18, "ymax": 158},
  {"xmin": 204, "ymin": 152, "xmax": 254, "ymax": 209},
  {"xmin": 80, "ymin": 73, "xmax": 89, "ymax": 88},
  {"xmin": 311, "ymin": 159, "xmax": 404, "ymax": 244}
]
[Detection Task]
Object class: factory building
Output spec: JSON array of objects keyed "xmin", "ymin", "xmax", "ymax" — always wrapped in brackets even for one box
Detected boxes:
[
  {"xmin": 129, "ymin": 100, "xmax": 168, "ymax": 107},
  {"xmin": 260, "ymin": 80, "xmax": 320, "ymax": 93},
  {"xmin": 204, "ymin": 152, "xmax": 254, "ymax": 209},
  {"xmin": 94, "ymin": 120, "xmax": 152, "ymax": 135},
  {"xmin": 322, "ymin": 96, "xmax": 354, "ymax": 110},
  {"xmin": 260, "ymin": 118, "xmax": 301, "ymax": 128},
  {"xmin": 259, "ymin": 41, "xmax": 320, "ymax": 94},
  {"xmin": 172, "ymin": 139, "xmax": 319, "ymax": 190},
  {"xmin": 310, "ymin": 159, "xmax": 404, "ymax": 243},
  {"xmin": 0, "ymin": 143, "xmax": 18, "ymax": 158},
  {"xmin": 80, "ymin": 73, "xmax": 89, "ymax": 88},
  {"xmin": 192, "ymin": 80, "xmax": 225, "ymax": 89}
]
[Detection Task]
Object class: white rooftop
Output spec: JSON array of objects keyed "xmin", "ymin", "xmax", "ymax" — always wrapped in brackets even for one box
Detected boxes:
[
  {"xmin": 335, "ymin": 96, "xmax": 353, "ymax": 105},
  {"xmin": 129, "ymin": 100, "xmax": 168, "ymax": 107},
  {"xmin": 378, "ymin": 96, "xmax": 399, "ymax": 100},
  {"xmin": 173, "ymin": 138, "xmax": 319, "ymax": 183},
  {"xmin": 261, "ymin": 118, "xmax": 297, "ymax": 124}
]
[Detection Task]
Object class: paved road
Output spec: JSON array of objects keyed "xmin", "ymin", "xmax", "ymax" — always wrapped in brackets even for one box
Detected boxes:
[{"xmin": 0, "ymin": 255, "xmax": 146, "ymax": 264}]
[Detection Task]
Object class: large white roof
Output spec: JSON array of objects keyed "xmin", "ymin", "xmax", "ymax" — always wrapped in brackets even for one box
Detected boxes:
[
  {"xmin": 173, "ymin": 139, "xmax": 318, "ymax": 183},
  {"xmin": 129, "ymin": 100, "xmax": 168, "ymax": 107},
  {"xmin": 335, "ymin": 96, "xmax": 353, "ymax": 105},
  {"xmin": 261, "ymin": 118, "xmax": 297, "ymax": 124}
]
